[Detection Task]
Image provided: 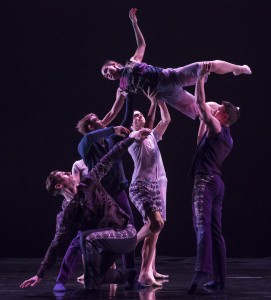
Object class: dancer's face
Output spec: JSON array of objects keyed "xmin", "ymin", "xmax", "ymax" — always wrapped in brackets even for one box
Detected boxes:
[
  {"xmin": 88, "ymin": 114, "xmax": 105, "ymax": 131},
  {"xmin": 212, "ymin": 104, "xmax": 228, "ymax": 123},
  {"xmin": 101, "ymin": 64, "xmax": 120, "ymax": 80},
  {"xmin": 132, "ymin": 111, "xmax": 145, "ymax": 130},
  {"xmin": 54, "ymin": 172, "xmax": 77, "ymax": 189}
]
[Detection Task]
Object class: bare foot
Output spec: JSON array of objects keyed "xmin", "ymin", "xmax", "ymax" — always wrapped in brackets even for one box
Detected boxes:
[
  {"xmin": 111, "ymin": 262, "xmax": 116, "ymax": 269},
  {"xmin": 233, "ymin": 65, "xmax": 252, "ymax": 75},
  {"xmin": 153, "ymin": 271, "xmax": 169, "ymax": 279},
  {"xmin": 138, "ymin": 274, "xmax": 163, "ymax": 287},
  {"xmin": 77, "ymin": 274, "xmax": 84, "ymax": 283}
]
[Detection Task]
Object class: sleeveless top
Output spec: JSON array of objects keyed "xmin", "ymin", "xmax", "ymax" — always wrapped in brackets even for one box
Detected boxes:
[{"xmin": 190, "ymin": 126, "xmax": 233, "ymax": 177}]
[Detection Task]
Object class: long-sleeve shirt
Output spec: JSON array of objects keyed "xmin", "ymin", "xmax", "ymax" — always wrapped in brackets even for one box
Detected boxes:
[
  {"xmin": 37, "ymin": 137, "xmax": 134, "ymax": 278},
  {"xmin": 78, "ymin": 95, "xmax": 134, "ymax": 194}
]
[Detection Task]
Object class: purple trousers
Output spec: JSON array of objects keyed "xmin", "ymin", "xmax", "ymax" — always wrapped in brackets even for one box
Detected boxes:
[
  {"xmin": 192, "ymin": 174, "xmax": 226, "ymax": 286},
  {"xmin": 56, "ymin": 190, "xmax": 135, "ymax": 284}
]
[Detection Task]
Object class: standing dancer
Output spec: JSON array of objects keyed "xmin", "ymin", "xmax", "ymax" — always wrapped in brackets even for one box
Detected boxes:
[
  {"xmin": 188, "ymin": 63, "xmax": 240, "ymax": 294},
  {"xmin": 53, "ymin": 93, "xmax": 135, "ymax": 292},
  {"xmin": 128, "ymin": 100, "xmax": 171, "ymax": 287},
  {"xmin": 77, "ymin": 93, "xmax": 138, "ymax": 288},
  {"xmin": 101, "ymin": 8, "xmax": 251, "ymax": 125}
]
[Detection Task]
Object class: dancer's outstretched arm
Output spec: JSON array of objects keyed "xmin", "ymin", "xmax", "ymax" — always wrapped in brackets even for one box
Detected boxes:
[
  {"xmin": 145, "ymin": 97, "xmax": 157, "ymax": 130},
  {"xmin": 102, "ymin": 88, "xmax": 127, "ymax": 126},
  {"xmin": 196, "ymin": 63, "xmax": 221, "ymax": 136},
  {"xmin": 129, "ymin": 8, "xmax": 146, "ymax": 63},
  {"xmin": 154, "ymin": 100, "xmax": 171, "ymax": 137},
  {"xmin": 102, "ymin": 8, "xmax": 146, "ymax": 126}
]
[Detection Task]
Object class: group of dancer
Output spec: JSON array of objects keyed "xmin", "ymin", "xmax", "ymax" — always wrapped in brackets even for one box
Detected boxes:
[{"xmin": 20, "ymin": 8, "xmax": 251, "ymax": 294}]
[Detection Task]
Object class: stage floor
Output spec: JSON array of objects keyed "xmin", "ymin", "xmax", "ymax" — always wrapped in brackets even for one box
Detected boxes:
[{"xmin": 1, "ymin": 256, "xmax": 271, "ymax": 299}]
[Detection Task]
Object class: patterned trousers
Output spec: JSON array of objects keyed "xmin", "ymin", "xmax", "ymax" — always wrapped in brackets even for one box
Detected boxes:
[
  {"xmin": 192, "ymin": 174, "xmax": 226, "ymax": 286},
  {"xmin": 80, "ymin": 224, "xmax": 137, "ymax": 290},
  {"xmin": 56, "ymin": 190, "xmax": 135, "ymax": 284}
]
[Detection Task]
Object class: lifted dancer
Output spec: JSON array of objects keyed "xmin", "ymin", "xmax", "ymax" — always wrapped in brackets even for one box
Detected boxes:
[{"xmin": 101, "ymin": 8, "xmax": 251, "ymax": 124}]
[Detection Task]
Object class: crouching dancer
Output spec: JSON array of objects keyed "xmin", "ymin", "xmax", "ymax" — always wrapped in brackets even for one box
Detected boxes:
[{"xmin": 20, "ymin": 128, "xmax": 151, "ymax": 291}]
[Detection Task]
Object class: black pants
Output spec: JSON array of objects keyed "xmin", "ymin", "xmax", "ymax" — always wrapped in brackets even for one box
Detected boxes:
[{"xmin": 80, "ymin": 224, "xmax": 137, "ymax": 290}]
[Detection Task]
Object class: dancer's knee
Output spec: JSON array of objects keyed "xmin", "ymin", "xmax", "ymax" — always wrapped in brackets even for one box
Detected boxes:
[
  {"xmin": 208, "ymin": 60, "xmax": 222, "ymax": 72},
  {"xmin": 149, "ymin": 218, "xmax": 164, "ymax": 233}
]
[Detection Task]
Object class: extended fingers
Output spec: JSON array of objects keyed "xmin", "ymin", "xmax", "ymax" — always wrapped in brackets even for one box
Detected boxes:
[
  {"xmin": 31, "ymin": 281, "xmax": 38, "ymax": 287},
  {"xmin": 20, "ymin": 280, "xmax": 32, "ymax": 288}
]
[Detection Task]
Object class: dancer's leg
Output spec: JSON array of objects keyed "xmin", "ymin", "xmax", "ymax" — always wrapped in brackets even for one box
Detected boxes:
[
  {"xmin": 81, "ymin": 225, "xmax": 137, "ymax": 290},
  {"xmin": 148, "ymin": 210, "xmax": 164, "ymax": 234},
  {"xmin": 152, "ymin": 247, "xmax": 169, "ymax": 279},
  {"xmin": 138, "ymin": 211, "xmax": 164, "ymax": 286},
  {"xmin": 209, "ymin": 60, "xmax": 251, "ymax": 75},
  {"xmin": 56, "ymin": 233, "xmax": 81, "ymax": 284},
  {"xmin": 137, "ymin": 222, "xmax": 151, "ymax": 244},
  {"xmin": 210, "ymin": 176, "xmax": 226, "ymax": 289},
  {"xmin": 113, "ymin": 191, "xmax": 135, "ymax": 269},
  {"xmin": 138, "ymin": 233, "xmax": 161, "ymax": 286}
]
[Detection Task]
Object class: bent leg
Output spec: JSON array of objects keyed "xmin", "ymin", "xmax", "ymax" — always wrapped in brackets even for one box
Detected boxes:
[
  {"xmin": 137, "ymin": 222, "xmax": 152, "ymax": 244},
  {"xmin": 81, "ymin": 225, "xmax": 137, "ymax": 290},
  {"xmin": 156, "ymin": 66, "xmax": 201, "ymax": 119},
  {"xmin": 112, "ymin": 191, "xmax": 135, "ymax": 269},
  {"xmin": 148, "ymin": 211, "xmax": 164, "ymax": 233},
  {"xmin": 56, "ymin": 233, "xmax": 82, "ymax": 284}
]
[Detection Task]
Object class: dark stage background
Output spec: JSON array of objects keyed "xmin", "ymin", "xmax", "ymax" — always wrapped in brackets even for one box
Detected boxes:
[{"xmin": 0, "ymin": 0, "xmax": 270, "ymax": 259}]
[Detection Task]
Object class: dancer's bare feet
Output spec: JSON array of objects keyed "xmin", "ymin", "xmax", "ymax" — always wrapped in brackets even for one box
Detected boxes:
[
  {"xmin": 153, "ymin": 271, "xmax": 169, "ymax": 280},
  {"xmin": 111, "ymin": 262, "xmax": 116, "ymax": 269},
  {"xmin": 77, "ymin": 262, "xmax": 115, "ymax": 284},
  {"xmin": 233, "ymin": 65, "xmax": 252, "ymax": 75},
  {"xmin": 138, "ymin": 274, "xmax": 163, "ymax": 287},
  {"xmin": 77, "ymin": 274, "xmax": 84, "ymax": 283}
]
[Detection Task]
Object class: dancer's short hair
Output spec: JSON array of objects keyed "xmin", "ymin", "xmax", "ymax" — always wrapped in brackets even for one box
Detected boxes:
[
  {"xmin": 222, "ymin": 101, "xmax": 240, "ymax": 125},
  {"xmin": 76, "ymin": 113, "xmax": 97, "ymax": 135}
]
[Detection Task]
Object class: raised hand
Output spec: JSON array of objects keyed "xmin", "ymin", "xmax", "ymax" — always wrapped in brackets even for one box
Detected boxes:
[
  {"xmin": 129, "ymin": 8, "xmax": 138, "ymax": 24},
  {"xmin": 199, "ymin": 62, "xmax": 212, "ymax": 78}
]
